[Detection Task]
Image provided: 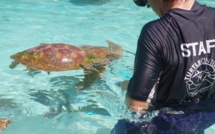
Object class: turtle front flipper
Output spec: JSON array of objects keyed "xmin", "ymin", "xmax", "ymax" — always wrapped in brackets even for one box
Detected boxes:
[
  {"xmin": 27, "ymin": 68, "xmax": 34, "ymax": 77},
  {"xmin": 78, "ymin": 69, "xmax": 100, "ymax": 91},
  {"xmin": 9, "ymin": 61, "xmax": 19, "ymax": 69},
  {"xmin": 83, "ymin": 58, "xmax": 109, "ymax": 77},
  {"xmin": 26, "ymin": 68, "xmax": 43, "ymax": 77},
  {"xmin": 84, "ymin": 65, "xmax": 106, "ymax": 77},
  {"xmin": 81, "ymin": 64, "xmax": 99, "ymax": 75},
  {"xmin": 77, "ymin": 64, "xmax": 105, "ymax": 91}
]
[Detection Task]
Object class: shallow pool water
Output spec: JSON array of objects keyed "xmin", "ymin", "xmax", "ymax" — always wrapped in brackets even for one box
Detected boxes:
[{"xmin": 1, "ymin": 0, "xmax": 215, "ymax": 133}]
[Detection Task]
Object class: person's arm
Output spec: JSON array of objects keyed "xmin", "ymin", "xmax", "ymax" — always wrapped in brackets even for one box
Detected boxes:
[{"xmin": 125, "ymin": 23, "xmax": 162, "ymax": 112}]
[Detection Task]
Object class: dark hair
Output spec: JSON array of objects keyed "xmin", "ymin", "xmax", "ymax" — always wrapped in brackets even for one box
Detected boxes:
[{"xmin": 133, "ymin": 0, "xmax": 150, "ymax": 7}]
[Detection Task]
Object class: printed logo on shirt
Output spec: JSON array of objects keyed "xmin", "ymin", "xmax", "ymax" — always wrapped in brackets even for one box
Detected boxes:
[
  {"xmin": 181, "ymin": 39, "xmax": 215, "ymax": 57},
  {"xmin": 184, "ymin": 58, "xmax": 215, "ymax": 97}
]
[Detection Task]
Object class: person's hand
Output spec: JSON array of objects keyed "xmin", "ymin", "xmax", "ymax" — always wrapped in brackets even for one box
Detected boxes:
[{"xmin": 126, "ymin": 95, "xmax": 149, "ymax": 113}]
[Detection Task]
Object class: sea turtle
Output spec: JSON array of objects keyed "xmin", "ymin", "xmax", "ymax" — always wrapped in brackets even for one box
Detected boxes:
[
  {"xmin": 9, "ymin": 40, "xmax": 123, "ymax": 77},
  {"xmin": 0, "ymin": 119, "xmax": 10, "ymax": 131}
]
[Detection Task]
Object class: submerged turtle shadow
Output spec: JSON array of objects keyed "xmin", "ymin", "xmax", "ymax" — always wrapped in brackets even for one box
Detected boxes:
[
  {"xmin": 29, "ymin": 88, "xmax": 73, "ymax": 118},
  {"xmin": 29, "ymin": 74, "xmax": 109, "ymax": 119},
  {"xmin": 50, "ymin": 72, "xmax": 101, "ymax": 92},
  {"xmin": 69, "ymin": 0, "xmax": 110, "ymax": 5}
]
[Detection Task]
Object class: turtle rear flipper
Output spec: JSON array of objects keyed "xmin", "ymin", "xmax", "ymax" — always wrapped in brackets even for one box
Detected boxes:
[
  {"xmin": 9, "ymin": 61, "xmax": 19, "ymax": 69},
  {"xmin": 106, "ymin": 40, "xmax": 123, "ymax": 56}
]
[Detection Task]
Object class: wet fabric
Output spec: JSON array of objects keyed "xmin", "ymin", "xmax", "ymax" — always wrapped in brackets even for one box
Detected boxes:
[
  {"xmin": 127, "ymin": 1, "xmax": 215, "ymax": 105},
  {"xmin": 111, "ymin": 111, "xmax": 215, "ymax": 134},
  {"xmin": 153, "ymin": 98, "xmax": 215, "ymax": 114}
]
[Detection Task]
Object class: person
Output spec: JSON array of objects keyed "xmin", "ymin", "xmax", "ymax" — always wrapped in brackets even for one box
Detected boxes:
[{"xmin": 112, "ymin": 0, "xmax": 215, "ymax": 133}]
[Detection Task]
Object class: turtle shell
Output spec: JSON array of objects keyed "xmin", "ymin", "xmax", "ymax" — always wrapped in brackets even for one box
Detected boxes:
[
  {"xmin": 80, "ymin": 40, "xmax": 123, "ymax": 61},
  {"xmin": 10, "ymin": 43, "xmax": 88, "ymax": 72},
  {"xmin": 80, "ymin": 46, "xmax": 110, "ymax": 59}
]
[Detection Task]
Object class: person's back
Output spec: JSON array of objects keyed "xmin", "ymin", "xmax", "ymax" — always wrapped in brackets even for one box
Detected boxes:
[
  {"xmin": 131, "ymin": 2, "xmax": 215, "ymax": 106},
  {"xmin": 112, "ymin": 0, "xmax": 215, "ymax": 133}
]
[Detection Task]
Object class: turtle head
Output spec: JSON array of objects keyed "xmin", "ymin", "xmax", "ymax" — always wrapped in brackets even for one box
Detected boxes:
[
  {"xmin": 10, "ymin": 52, "xmax": 22, "ymax": 60},
  {"xmin": 106, "ymin": 40, "xmax": 123, "ymax": 59}
]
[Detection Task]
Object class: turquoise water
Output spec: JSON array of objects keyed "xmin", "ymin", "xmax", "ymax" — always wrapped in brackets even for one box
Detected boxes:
[{"xmin": 0, "ymin": 0, "xmax": 215, "ymax": 133}]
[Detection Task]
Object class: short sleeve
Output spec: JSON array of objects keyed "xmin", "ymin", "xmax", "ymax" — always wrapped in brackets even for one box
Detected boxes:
[{"xmin": 127, "ymin": 22, "xmax": 163, "ymax": 102}]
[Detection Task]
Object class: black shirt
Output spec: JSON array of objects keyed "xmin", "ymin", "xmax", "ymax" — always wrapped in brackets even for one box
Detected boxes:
[{"xmin": 127, "ymin": 2, "xmax": 215, "ymax": 105}]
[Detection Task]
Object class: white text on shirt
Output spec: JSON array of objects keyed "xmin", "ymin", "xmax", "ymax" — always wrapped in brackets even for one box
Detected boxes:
[{"xmin": 181, "ymin": 39, "xmax": 215, "ymax": 57}]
